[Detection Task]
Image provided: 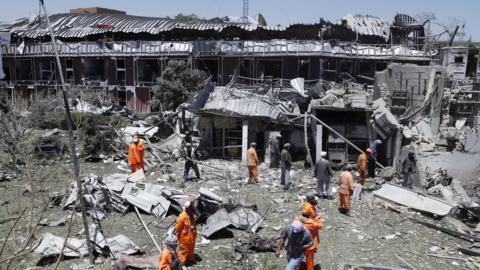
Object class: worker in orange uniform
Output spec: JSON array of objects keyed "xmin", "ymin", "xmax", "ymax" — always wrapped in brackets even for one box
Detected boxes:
[
  {"xmin": 175, "ymin": 201, "xmax": 197, "ymax": 266},
  {"xmin": 357, "ymin": 148, "xmax": 371, "ymax": 186},
  {"xmin": 338, "ymin": 166, "xmax": 354, "ymax": 214},
  {"xmin": 303, "ymin": 194, "xmax": 318, "ymax": 218},
  {"xmin": 159, "ymin": 234, "xmax": 181, "ymax": 270},
  {"xmin": 128, "ymin": 132, "xmax": 145, "ymax": 173},
  {"xmin": 297, "ymin": 213, "xmax": 323, "ymax": 270},
  {"xmin": 247, "ymin": 142, "xmax": 260, "ymax": 183}
]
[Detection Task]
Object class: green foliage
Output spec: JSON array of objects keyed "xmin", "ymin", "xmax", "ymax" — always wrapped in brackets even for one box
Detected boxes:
[
  {"xmin": 151, "ymin": 60, "xmax": 207, "ymax": 111},
  {"xmin": 174, "ymin": 13, "xmax": 200, "ymax": 23}
]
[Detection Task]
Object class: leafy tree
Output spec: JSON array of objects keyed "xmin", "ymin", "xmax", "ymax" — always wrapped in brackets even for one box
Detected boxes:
[
  {"xmin": 174, "ymin": 13, "xmax": 200, "ymax": 22},
  {"xmin": 151, "ymin": 60, "xmax": 207, "ymax": 111}
]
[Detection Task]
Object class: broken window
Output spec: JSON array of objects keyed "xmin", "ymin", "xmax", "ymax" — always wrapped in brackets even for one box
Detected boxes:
[
  {"xmin": 239, "ymin": 59, "xmax": 254, "ymax": 79},
  {"xmin": 339, "ymin": 61, "xmax": 352, "ymax": 74},
  {"xmin": 454, "ymin": 56, "xmax": 464, "ymax": 64},
  {"xmin": 14, "ymin": 59, "xmax": 33, "ymax": 81},
  {"xmin": 257, "ymin": 59, "xmax": 282, "ymax": 79},
  {"xmin": 195, "ymin": 59, "xmax": 219, "ymax": 82},
  {"xmin": 83, "ymin": 58, "xmax": 105, "ymax": 81},
  {"xmin": 298, "ymin": 58, "xmax": 310, "ymax": 79},
  {"xmin": 358, "ymin": 62, "xmax": 372, "ymax": 75},
  {"xmin": 137, "ymin": 59, "xmax": 161, "ymax": 83},
  {"xmin": 116, "ymin": 59, "xmax": 126, "ymax": 83},
  {"xmin": 66, "ymin": 59, "xmax": 74, "ymax": 83},
  {"xmin": 38, "ymin": 59, "xmax": 55, "ymax": 81}
]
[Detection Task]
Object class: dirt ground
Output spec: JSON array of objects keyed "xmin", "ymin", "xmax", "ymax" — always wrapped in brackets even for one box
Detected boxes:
[{"xmin": 0, "ymin": 156, "xmax": 478, "ymax": 270}]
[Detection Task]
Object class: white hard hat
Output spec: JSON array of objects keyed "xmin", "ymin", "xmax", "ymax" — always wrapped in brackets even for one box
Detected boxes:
[
  {"xmin": 165, "ymin": 233, "xmax": 178, "ymax": 248},
  {"xmin": 320, "ymin": 151, "xmax": 327, "ymax": 157}
]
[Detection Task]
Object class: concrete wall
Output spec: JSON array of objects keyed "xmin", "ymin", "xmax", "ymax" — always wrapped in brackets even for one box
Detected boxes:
[{"xmin": 440, "ymin": 47, "xmax": 468, "ymax": 80}]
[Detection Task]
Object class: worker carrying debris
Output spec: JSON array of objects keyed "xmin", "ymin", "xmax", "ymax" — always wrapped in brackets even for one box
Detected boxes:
[
  {"xmin": 314, "ymin": 151, "xmax": 333, "ymax": 199},
  {"xmin": 159, "ymin": 234, "xmax": 181, "ymax": 270},
  {"xmin": 401, "ymin": 150, "xmax": 417, "ymax": 189},
  {"xmin": 338, "ymin": 166, "xmax": 354, "ymax": 214},
  {"xmin": 182, "ymin": 143, "xmax": 201, "ymax": 183},
  {"xmin": 357, "ymin": 148, "xmax": 371, "ymax": 185},
  {"xmin": 175, "ymin": 200, "xmax": 198, "ymax": 267},
  {"xmin": 269, "ymin": 134, "xmax": 281, "ymax": 168},
  {"xmin": 275, "ymin": 220, "xmax": 314, "ymax": 270},
  {"xmin": 298, "ymin": 195, "xmax": 324, "ymax": 270},
  {"xmin": 247, "ymin": 142, "xmax": 260, "ymax": 183},
  {"xmin": 128, "ymin": 132, "xmax": 145, "ymax": 173},
  {"xmin": 280, "ymin": 143, "xmax": 292, "ymax": 190}
]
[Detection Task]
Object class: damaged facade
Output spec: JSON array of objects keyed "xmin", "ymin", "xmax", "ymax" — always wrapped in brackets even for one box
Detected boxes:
[{"xmin": 0, "ymin": 10, "xmax": 434, "ymax": 112}]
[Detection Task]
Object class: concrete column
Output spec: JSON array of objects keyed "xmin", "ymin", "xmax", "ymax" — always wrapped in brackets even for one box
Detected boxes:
[
  {"xmin": 315, "ymin": 124, "xmax": 323, "ymax": 162},
  {"xmin": 241, "ymin": 120, "xmax": 248, "ymax": 164}
]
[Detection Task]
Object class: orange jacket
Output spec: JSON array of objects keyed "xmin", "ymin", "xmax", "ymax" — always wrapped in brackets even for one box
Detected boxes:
[
  {"xmin": 357, "ymin": 153, "xmax": 368, "ymax": 172},
  {"xmin": 159, "ymin": 247, "xmax": 179, "ymax": 270},
  {"xmin": 128, "ymin": 139, "xmax": 145, "ymax": 165},
  {"xmin": 175, "ymin": 210, "xmax": 197, "ymax": 246},
  {"xmin": 247, "ymin": 147, "xmax": 259, "ymax": 166},
  {"xmin": 303, "ymin": 202, "xmax": 317, "ymax": 219},
  {"xmin": 297, "ymin": 216, "xmax": 323, "ymax": 250},
  {"xmin": 338, "ymin": 171, "xmax": 354, "ymax": 195}
]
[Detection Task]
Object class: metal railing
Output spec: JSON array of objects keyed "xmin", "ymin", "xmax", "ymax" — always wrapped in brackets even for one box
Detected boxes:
[{"xmin": 1, "ymin": 40, "xmax": 433, "ymax": 59}]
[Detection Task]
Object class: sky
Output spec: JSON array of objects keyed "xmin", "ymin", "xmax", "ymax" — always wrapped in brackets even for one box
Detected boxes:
[{"xmin": 1, "ymin": 0, "xmax": 479, "ymax": 40}]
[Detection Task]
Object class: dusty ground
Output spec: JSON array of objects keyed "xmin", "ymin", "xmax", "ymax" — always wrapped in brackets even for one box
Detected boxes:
[{"xmin": 0, "ymin": 155, "xmax": 478, "ymax": 270}]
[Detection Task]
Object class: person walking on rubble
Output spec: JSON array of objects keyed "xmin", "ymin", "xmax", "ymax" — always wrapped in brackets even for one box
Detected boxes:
[
  {"xmin": 175, "ymin": 201, "xmax": 198, "ymax": 267},
  {"xmin": 280, "ymin": 143, "xmax": 292, "ymax": 190},
  {"xmin": 247, "ymin": 142, "xmax": 260, "ymax": 183},
  {"xmin": 275, "ymin": 220, "xmax": 314, "ymax": 270},
  {"xmin": 182, "ymin": 143, "xmax": 201, "ymax": 183},
  {"xmin": 338, "ymin": 166, "xmax": 354, "ymax": 214},
  {"xmin": 297, "ymin": 198, "xmax": 324, "ymax": 270},
  {"xmin": 128, "ymin": 132, "xmax": 145, "ymax": 173},
  {"xmin": 402, "ymin": 150, "xmax": 417, "ymax": 189},
  {"xmin": 303, "ymin": 194, "xmax": 318, "ymax": 219},
  {"xmin": 314, "ymin": 151, "xmax": 333, "ymax": 199},
  {"xmin": 269, "ymin": 134, "xmax": 281, "ymax": 168},
  {"xmin": 159, "ymin": 234, "xmax": 181, "ymax": 270},
  {"xmin": 357, "ymin": 148, "xmax": 371, "ymax": 186},
  {"xmin": 368, "ymin": 139, "xmax": 382, "ymax": 178}
]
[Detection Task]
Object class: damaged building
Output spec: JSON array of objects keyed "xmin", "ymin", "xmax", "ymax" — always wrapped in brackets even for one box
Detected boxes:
[{"xmin": 0, "ymin": 9, "xmax": 435, "ymax": 112}]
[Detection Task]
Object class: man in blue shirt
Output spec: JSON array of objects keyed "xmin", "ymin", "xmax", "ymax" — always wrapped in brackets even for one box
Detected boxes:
[{"xmin": 275, "ymin": 220, "xmax": 314, "ymax": 270}]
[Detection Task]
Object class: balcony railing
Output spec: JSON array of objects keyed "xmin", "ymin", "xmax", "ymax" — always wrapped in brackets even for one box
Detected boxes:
[{"xmin": 1, "ymin": 40, "xmax": 434, "ymax": 59}]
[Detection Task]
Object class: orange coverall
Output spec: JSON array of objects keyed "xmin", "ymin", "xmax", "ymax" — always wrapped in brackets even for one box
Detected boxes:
[
  {"xmin": 338, "ymin": 171, "xmax": 354, "ymax": 211},
  {"xmin": 247, "ymin": 147, "xmax": 259, "ymax": 182},
  {"xmin": 159, "ymin": 247, "xmax": 179, "ymax": 270},
  {"xmin": 297, "ymin": 215, "xmax": 324, "ymax": 270},
  {"xmin": 303, "ymin": 201, "xmax": 317, "ymax": 219},
  {"xmin": 128, "ymin": 139, "xmax": 145, "ymax": 173},
  {"xmin": 175, "ymin": 210, "xmax": 197, "ymax": 264},
  {"xmin": 357, "ymin": 153, "xmax": 368, "ymax": 185}
]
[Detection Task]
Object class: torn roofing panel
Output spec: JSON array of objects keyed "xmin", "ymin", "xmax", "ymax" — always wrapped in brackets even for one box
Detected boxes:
[
  {"xmin": 373, "ymin": 183, "xmax": 453, "ymax": 216},
  {"xmin": 196, "ymin": 87, "xmax": 291, "ymax": 122},
  {"xmin": 341, "ymin": 14, "xmax": 390, "ymax": 40}
]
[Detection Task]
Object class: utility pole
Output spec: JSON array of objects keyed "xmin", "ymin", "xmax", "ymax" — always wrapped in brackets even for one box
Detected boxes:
[
  {"xmin": 242, "ymin": 0, "xmax": 249, "ymax": 24},
  {"xmin": 39, "ymin": 0, "xmax": 95, "ymax": 265}
]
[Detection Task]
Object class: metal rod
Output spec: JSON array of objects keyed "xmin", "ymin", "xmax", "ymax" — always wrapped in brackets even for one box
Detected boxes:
[
  {"xmin": 40, "ymin": 0, "xmax": 95, "ymax": 264},
  {"xmin": 134, "ymin": 206, "xmax": 162, "ymax": 252}
]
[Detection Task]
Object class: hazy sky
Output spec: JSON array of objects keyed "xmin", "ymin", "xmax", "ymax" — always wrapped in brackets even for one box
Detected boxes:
[{"xmin": 2, "ymin": 0, "xmax": 479, "ymax": 40}]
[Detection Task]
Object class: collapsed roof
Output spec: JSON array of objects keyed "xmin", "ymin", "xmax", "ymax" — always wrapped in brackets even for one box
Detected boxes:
[
  {"xmin": 0, "ymin": 12, "xmax": 423, "ymax": 44},
  {"xmin": 2, "ymin": 13, "xmax": 284, "ymax": 39}
]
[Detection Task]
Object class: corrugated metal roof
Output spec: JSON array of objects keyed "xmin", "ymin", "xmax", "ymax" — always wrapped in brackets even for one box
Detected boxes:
[
  {"xmin": 200, "ymin": 87, "xmax": 291, "ymax": 122},
  {"xmin": 4, "ymin": 13, "xmax": 285, "ymax": 38},
  {"xmin": 341, "ymin": 14, "xmax": 390, "ymax": 40}
]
